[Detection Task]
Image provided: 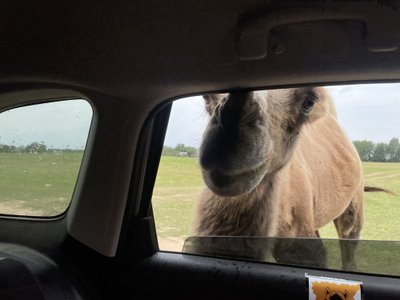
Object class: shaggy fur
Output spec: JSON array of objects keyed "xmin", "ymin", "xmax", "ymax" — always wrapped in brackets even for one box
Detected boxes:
[{"xmin": 196, "ymin": 87, "xmax": 363, "ymax": 270}]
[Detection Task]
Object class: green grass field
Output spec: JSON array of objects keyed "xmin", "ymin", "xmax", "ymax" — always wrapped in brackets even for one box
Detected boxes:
[
  {"xmin": 1, "ymin": 152, "xmax": 399, "ymax": 273},
  {"xmin": 0, "ymin": 151, "xmax": 84, "ymax": 216},
  {"xmin": 152, "ymin": 157, "xmax": 400, "ymax": 252}
]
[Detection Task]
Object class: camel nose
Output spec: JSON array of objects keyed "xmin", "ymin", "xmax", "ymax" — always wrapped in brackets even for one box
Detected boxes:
[
  {"xmin": 200, "ymin": 91, "xmax": 257, "ymax": 172},
  {"xmin": 199, "ymin": 141, "xmax": 219, "ymax": 171},
  {"xmin": 219, "ymin": 91, "xmax": 255, "ymax": 128}
]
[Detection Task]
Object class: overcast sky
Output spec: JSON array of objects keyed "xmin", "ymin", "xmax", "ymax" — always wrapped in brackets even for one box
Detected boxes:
[
  {"xmin": 0, "ymin": 83, "xmax": 399, "ymax": 150},
  {"xmin": 164, "ymin": 83, "xmax": 400, "ymax": 147},
  {"xmin": 0, "ymin": 100, "xmax": 92, "ymax": 149}
]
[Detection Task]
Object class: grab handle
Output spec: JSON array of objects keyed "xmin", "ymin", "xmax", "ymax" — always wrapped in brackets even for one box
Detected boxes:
[{"xmin": 225, "ymin": 2, "xmax": 400, "ymax": 61}]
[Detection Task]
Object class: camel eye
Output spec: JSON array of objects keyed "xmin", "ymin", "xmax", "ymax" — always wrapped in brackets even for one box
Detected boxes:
[{"xmin": 302, "ymin": 95, "xmax": 317, "ymax": 112}]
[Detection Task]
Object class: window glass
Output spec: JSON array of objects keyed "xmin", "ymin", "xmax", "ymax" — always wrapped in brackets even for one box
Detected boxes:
[
  {"xmin": 152, "ymin": 83, "xmax": 400, "ymax": 275},
  {"xmin": 0, "ymin": 99, "xmax": 92, "ymax": 217}
]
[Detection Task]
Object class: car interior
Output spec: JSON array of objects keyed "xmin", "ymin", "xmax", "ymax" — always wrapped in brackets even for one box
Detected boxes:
[{"xmin": 0, "ymin": 0, "xmax": 400, "ymax": 299}]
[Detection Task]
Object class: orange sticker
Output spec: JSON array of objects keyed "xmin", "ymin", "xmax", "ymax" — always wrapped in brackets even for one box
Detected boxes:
[{"xmin": 306, "ymin": 274, "xmax": 362, "ymax": 300}]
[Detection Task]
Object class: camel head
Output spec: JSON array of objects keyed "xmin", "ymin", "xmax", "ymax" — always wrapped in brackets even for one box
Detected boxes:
[{"xmin": 199, "ymin": 87, "xmax": 325, "ymax": 197}]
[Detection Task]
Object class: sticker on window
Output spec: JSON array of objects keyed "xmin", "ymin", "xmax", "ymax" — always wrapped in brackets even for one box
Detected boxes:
[{"xmin": 306, "ymin": 274, "xmax": 362, "ymax": 300}]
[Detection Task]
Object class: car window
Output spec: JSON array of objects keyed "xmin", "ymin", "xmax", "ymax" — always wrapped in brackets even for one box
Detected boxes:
[
  {"xmin": 0, "ymin": 99, "xmax": 92, "ymax": 217},
  {"xmin": 152, "ymin": 83, "xmax": 400, "ymax": 275}
]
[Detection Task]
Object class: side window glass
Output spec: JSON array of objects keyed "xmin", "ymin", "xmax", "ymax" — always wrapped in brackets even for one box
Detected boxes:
[
  {"xmin": 152, "ymin": 84, "xmax": 400, "ymax": 276},
  {"xmin": 0, "ymin": 99, "xmax": 92, "ymax": 217}
]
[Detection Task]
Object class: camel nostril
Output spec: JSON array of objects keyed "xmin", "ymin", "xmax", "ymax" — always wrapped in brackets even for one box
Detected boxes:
[
  {"xmin": 199, "ymin": 153, "xmax": 216, "ymax": 171},
  {"xmin": 199, "ymin": 141, "xmax": 221, "ymax": 171}
]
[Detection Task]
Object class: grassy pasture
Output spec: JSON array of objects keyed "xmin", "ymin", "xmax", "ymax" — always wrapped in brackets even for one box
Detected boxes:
[
  {"xmin": 0, "ymin": 151, "xmax": 84, "ymax": 216},
  {"xmin": 1, "ymin": 152, "xmax": 399, "ymax": 273},
  {"xmin": 319, "ymin": 162, "xmax": 400, "ymax": 240},
  {"xmin": 152, "ymin": 157, "xmax": 400, "ymax": 252}
]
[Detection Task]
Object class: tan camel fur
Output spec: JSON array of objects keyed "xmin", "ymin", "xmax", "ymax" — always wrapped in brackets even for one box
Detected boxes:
[{"xmin": 196, "ymin": 87, "xmax": 364, "ymax": 269}]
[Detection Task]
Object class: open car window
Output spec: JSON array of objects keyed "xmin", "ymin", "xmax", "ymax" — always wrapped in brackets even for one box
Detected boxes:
[{"xmin": 151, "ymin": 83, "xmax": 400, "ymax": 276}]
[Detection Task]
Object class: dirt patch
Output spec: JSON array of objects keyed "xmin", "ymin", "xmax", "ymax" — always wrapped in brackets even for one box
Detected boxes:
[
  {"xmin": 366, "ymin": 172, "xmax": 400, "ymax": 180},
  {"xmin": 0, "ymin": 202, "xmax": 43, "ymax": 216},
  {"xmin": 158, "ymin": 237, "xmax": 186, "ymax": 252},
  {"xmin": 375, "ymin": 173, "xmax": 400, "ymax": 180},
  {"xmin": 365, "ymin": 172, "xmax": 386, "ymax": 178}
]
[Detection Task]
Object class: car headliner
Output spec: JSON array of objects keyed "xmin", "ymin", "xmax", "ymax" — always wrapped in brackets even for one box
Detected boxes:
[{"xmin": 1, "ymin": 0, "xmax": 400, "ymax": 107}]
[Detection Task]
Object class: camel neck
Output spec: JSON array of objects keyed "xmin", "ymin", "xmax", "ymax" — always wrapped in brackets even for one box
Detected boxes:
[{"xmin": 197, "ymin": 174, "xmax": 278, "ymax": 237}]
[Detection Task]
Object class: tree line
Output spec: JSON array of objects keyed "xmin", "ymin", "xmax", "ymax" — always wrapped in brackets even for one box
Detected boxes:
[
  {"xmin": 353, "ymin": 138, "xmax": 400, "ymax": 162},
  {"xmin": 0, "ymin": 142, "xmax": 82, "ymax": 153},
  {"xmin": 0, "ymin": 142, "xmax": 48, "ymax": 153},
  {"xmin": 5, "ymin": 139, "xmax": 397, "ymax": 162},
  {"xmin": 164, "ymin": 139, "xmax": 400, "ymax": 163}
]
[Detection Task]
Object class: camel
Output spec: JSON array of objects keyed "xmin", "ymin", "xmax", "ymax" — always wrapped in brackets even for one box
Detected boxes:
[{"xmin": 195, "ymin": 87, "xmax": 366, "ymax": 270}]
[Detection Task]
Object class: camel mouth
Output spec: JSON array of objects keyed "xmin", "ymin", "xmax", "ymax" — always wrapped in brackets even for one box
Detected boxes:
[{"xmin": 202, "ymin": 163, "xmax": 266, "ymax": 197}]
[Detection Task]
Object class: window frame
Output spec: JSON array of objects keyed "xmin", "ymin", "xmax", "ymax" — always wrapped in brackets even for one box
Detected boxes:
[
  {"xmin": 130, "ymin": 83, "xmax": 400, "ymax": 277},
  {"xmin": 0, "ymin": 97, "xmax": 94, "ymax": 219}
]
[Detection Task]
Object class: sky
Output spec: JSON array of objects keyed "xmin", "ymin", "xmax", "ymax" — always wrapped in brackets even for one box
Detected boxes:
[
  {"xmin": 0, "ymin": 100, "xmax": 92, "ymax": 150},
  {"xmin": 164, "ymin": 83, "xmax": 400, "ymax": 147},
  {"xmin": 0, "ymin": 83, "xmax": 399, "ymax": 150}
]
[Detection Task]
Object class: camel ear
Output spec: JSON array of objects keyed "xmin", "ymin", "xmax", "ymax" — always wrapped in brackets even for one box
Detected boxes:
[{"xmin": 203, "ymin": 94, "xmax": 221, "ymax": 116}]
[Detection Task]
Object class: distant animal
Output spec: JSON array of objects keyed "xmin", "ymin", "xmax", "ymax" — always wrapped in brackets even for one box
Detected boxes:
[{"xmin": 195, "ymin": 87, "xmax": 385, "ymax": 270}]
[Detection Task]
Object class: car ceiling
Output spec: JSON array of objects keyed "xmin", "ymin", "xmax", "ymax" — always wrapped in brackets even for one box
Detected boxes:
[{"xmin": 2, "ymin": 0, "xmax": 400, "ymax": 111}]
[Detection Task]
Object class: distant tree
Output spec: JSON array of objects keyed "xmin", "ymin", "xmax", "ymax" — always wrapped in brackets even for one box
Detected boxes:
[
  {"xmin": 387, "ymin": 138, "xmax": 400, "ymax": 162},
  {"xmin": 353, "ymin": 140, "xmax": 375, "ymax": 161},
  {"xmin": 371, "ymin": 142, "xmax": 387, "ymax": 162},
  {"xmin": 162, "ymin": 146, "xmax": 176, "ymax": 156},
  {"xmin": 25, "ymin": 142, "xmax": 47, "ymax": 153},
  {"xmin": 174, "ymin": 144, "xmax": 197, "ymax": 157},
  {"xmin": 0, "ymin": 144, "xmax": 17, "ymax": 153},
  {"xmin": 175, "ymin": 144, "xmax": 186, "ymax": 153}
]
